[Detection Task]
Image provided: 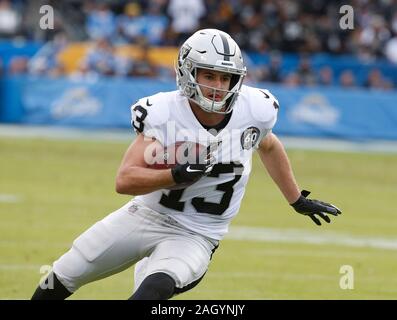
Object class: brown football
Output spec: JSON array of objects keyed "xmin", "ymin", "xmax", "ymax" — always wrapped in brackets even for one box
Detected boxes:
[{"xmin": 146, "ymin": 141, "xmax": 207, "ymax": 190}]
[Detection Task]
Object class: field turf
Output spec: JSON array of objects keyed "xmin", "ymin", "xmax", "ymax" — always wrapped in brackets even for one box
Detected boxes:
[{"xmin": 0, "ymin": 136, "xmax": 396, "ymax": 299}]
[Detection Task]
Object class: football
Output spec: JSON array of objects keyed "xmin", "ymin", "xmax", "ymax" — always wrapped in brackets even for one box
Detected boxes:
[{"xmin": 146, "ymin": 141, "xmax": 207, "ymax": 189}]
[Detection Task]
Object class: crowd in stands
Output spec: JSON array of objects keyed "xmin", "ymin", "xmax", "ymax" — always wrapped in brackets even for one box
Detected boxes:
[{"xmin": 1, "ymin": 0, "xmax": 397, "ymax": 91}]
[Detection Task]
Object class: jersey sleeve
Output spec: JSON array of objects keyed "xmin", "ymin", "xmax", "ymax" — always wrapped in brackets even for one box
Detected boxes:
[
  {"xmin": 130, "ymin": 94, "xmax": 169, "ymax": 145},
  {"xmin": 247, "ymin": 87, "xmax": 279, "ymax": 146}
]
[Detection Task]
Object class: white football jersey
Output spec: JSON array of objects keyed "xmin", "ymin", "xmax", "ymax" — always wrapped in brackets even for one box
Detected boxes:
[{"xmin": 131, "ymin": 85, "xmax": 279, "ymax": 240}]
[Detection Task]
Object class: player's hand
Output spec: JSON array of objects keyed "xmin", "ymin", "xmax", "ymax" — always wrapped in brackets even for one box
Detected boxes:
[
  {"xmin": 290, "ymin": 190, "xmax": 341, "ymax": 226},
  {"xmin": 171, "ymin": 151, "xmax": 215, "ymax": 184}
]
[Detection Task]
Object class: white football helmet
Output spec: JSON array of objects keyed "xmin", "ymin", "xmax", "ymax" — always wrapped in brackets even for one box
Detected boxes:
[{"xmin": 176, "ymin": 29, "xmax": 247, "ymax": 114}]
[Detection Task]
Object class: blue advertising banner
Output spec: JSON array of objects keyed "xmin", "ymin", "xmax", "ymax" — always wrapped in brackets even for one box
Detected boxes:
[
  {"xmin": 3, "ymin": 76, "xmax": 175, "ymax": 128},
  {"xmin": 1, "ymin": 76, "xmax": 397, "ymax": 140},
  {"xmin": 265, "ymin": 84, "xmax": 397, "ymax": 140}
]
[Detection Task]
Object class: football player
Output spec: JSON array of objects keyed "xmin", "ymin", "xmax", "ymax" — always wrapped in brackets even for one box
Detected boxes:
[{"xmin": 32, "ymin": 29, "xmax": 341, "ymax": 300}]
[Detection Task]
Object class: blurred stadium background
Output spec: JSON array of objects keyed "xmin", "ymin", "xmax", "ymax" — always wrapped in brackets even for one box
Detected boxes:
[{"xmin": 1, "ymin": 0, "xmax": 397, "ymax": 299}]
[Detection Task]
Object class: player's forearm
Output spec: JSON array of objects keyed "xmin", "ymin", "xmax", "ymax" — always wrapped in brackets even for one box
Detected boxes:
[
  {"xmin": 115, "ymin": 166, "xmax": 175, "ymax": 195},
  {"xmin": 258, "ymin": 137, "xmax": 301, "ymax": 204}
]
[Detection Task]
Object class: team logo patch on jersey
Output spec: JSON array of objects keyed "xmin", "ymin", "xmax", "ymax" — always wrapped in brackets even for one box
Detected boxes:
[{"xmin": 241, "ymin": 127, "xmax": 260, "ymax": 150}]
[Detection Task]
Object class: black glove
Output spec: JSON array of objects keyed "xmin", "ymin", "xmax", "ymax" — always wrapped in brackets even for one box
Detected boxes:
[
  {"xmin": 291, "ymin": 190, "xmax": 342, "ymax": 226},
  {"xmin": 171, "ymin": 151, "xmax": 215, "ymax": 184}
]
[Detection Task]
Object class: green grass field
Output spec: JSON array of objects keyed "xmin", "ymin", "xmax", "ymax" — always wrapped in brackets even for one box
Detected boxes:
[{"xmin": 1, "ymin": 135, "xmax": 396, "ymax": 299}]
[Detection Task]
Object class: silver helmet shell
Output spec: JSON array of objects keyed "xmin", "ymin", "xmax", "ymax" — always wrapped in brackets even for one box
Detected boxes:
[{"xmin": 176, "ymin": 29, "xmax": 247, "ymax": 114}]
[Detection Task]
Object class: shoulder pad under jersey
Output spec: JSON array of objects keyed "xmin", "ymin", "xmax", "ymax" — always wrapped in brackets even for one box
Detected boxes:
[
  {"xmin": 242, "ymin": 86, "xmax": 279, "ymax": 128},
  {"xmin": 130, "ymin": 92, "xmax": 171, "ymax": 134}
]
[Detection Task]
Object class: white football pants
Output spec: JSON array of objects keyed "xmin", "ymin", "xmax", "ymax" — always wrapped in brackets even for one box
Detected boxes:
[{"xmin": 52, "ymin": 200, "xmax": 219, "ymax": 294}]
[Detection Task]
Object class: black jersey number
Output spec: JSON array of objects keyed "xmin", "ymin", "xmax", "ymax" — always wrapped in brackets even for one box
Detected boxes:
[
  {"xmin": 159, "ymin": 163, "xmax": 243, "ymax": 215},
  {"xmin": 132, "ymin": 105, "xmax": 148, "ymax": 133}
]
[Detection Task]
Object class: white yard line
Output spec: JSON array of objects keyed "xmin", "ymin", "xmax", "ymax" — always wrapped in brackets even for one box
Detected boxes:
[
  {"xmin": 0, "ymin": 194, "xmax": 22, "ymax": 203},
  {"xmin": 227, "ymin": 226, "xmax": 397, "ymax": 250},
  {"xmin": 0, "ymin": 240, "xmax": 70, "ymax": 247},
  {"xmin": 280, "ymin": 136, "xmax": 397, "ymax": 154},
  {"xmin": 0, "ymin": 264, "xmax": 42, "ymax": 270},
  {"xmin": 1, "ymin": 224, "xmax": 395, "ymax": 266},
  {"xmin": 0, "ymin": 124, "xmax": 132, "ymax": 143}
]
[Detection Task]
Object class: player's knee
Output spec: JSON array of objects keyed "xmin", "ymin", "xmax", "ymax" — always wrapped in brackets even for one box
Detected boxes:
[
  {"xmin": 130, "ymin": 272, "xmax": 176, "ymax": 300},
  {"xmin": 52, "ymin": 246, "xmax": 93, "ymax": 293}
]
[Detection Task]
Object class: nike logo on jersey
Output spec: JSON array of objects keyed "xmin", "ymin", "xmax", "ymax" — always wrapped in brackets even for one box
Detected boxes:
[
  {"xmin": 259, "ymin": 89, "xmax": 279, "ymax": 109},
  {"xmin": 186, "ymin": 166, "xmax": 203, "ymax": 173},
  {"xmin": 259, "ymin": 89, "xmax": 270, "ymax": 99},
  {"xmin": 146, "ymin": 99, "xmax": 153, "ymax": 106}
]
